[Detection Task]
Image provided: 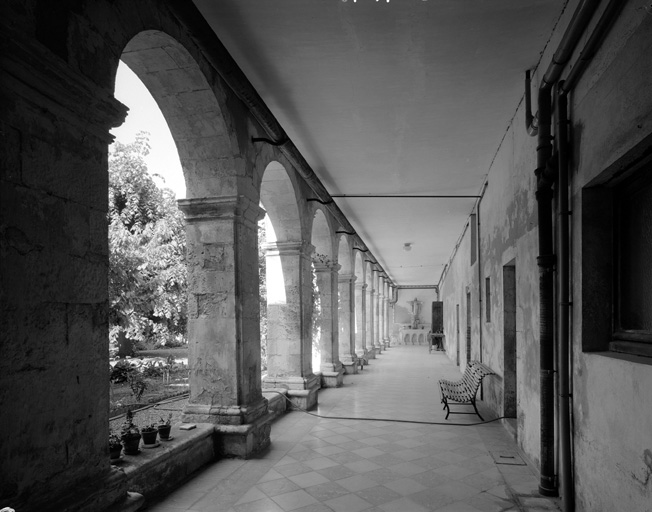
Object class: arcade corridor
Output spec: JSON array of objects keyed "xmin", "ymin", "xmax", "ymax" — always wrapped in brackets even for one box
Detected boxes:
[{"xmin": 147, "ymin": 346, "xmax": 560, "ymax": 512}]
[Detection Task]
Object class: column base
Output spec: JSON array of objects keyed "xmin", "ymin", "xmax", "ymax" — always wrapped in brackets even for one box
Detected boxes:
[
  {"xmin": 367, "ymin": 348, "xmax": 376, "ymax": 359},
  {"xmin": 263, "ymin": 374, "xmax": 320, "ymax": 410},
  {"xmin": 321, "ymin": 368, "xmax": 345, "ymax": 387},
  {"xmin": 341, "ymin": 356, "xmax": 359, "ymax": 375},
  {"xmin": 374, "ymin": 343, "xmax": 383, "ymax": 355},
  {"xmin": 383, "ymin": 337, "xmax": 390, "ymax": 349},
  {"xmin": 182, "ymin": 398, "xmax": 271, "ymax": 458},
  {"xmin": 213, "ymin": 413, "xmax": 273, "ymax": 458}
]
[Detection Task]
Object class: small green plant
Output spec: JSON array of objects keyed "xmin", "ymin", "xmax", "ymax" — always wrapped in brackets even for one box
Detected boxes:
[
  {"xmin": 120, "ymin": 410, "xmax": 140, "ymax": 439},
  {"xmin": 109, "ymin": 430, "xmax": 123, "ymax": 450},
  {"xmin": 141, "ymin": 422, "xmax": 158, "ymax": 433},
  {"xmin": 159, "ymin": 413, "xmax": 172, "ymax": 426}
]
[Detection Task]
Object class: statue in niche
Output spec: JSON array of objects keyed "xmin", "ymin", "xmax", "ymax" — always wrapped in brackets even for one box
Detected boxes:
[{"xmin": 408, "ymin": 297, "xmax": 422, "ymax": 329}]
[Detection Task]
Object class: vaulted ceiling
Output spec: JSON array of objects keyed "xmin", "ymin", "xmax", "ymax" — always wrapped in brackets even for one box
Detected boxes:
[{"xmin": 193, "ymin": 0, "xmax": 566, "ymax": 285}]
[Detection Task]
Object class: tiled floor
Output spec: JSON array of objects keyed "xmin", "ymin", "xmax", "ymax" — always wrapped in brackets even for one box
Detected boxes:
[{"xmin": 145, "ymin": 346, "xmax": 561, "ymax": 512}]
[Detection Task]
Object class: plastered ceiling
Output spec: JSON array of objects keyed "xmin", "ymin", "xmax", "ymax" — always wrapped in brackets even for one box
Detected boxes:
[{"xmin": 193, "ymin": 0, "xmax": 566, "ymax": 286}]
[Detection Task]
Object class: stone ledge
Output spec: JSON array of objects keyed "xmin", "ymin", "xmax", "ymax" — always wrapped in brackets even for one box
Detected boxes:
[{"xmin": 114, "ymin": 423, "xmax": 217, "ymax": 503}]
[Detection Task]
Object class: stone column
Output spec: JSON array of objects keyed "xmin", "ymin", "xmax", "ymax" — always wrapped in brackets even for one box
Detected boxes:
[
  {"xmin": 263, "ymin": 241, "xmax": 319, "ymax": 410},
  {"xmin": 355, "ymin": 282, "xmax": 368, "ymax": 360},
  {"xmin": 383, "ymin": 282, "xmax": 391, "ymax": 348},
  {"xmin": 373, "ymin": 271, "xmax": 383, "ymax": 355},
  {"xmin": 378, "ymin": 278, "xmax": 385, "ymax": 351},
  {"xmin": 367, "ymin": 280, "xmax": 376, "ymax": 359},
  {"xmin": 314, "ymin": 257, "xmax": 344, "ymax": 387},
  {"xmin": 179, "ymin": 196, "xmax": 271, "ymax": 458},
  {"xmin": 338, "ymin": 273, "xmax": 359, "ymax": 374}
]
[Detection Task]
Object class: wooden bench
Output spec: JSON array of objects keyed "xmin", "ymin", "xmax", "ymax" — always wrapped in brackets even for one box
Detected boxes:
[{"xmin": 439, "ymin": 360, "xmax": 495, "ymax": 421}]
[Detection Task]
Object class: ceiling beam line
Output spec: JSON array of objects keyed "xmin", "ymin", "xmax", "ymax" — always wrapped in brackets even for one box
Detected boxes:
[{"xmin": 330, "ymin": 194, "xmax": 481, "ymax": 199}]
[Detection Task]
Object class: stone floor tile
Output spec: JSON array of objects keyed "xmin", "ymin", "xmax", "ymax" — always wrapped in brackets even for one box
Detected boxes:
[
  {"xmin": 335, "ymin": 474, "xmax": 378, "ymax": 492},
  {"xmin": 353, "ymin": 446, "xmax": 386, "ymax": 458},
  {"xmin": 364, "ymin": 467, "xmax": 403, "ymax": 485},
  {"xmin": 288, "ymin": 471, "xmax": 330, "ymax": 488},
  {"xmin": 518, "ymin": 496, "xmax": 562, "ymax": 510},
  {"xmin": 276, "ymin": 462, "xmax": 314, "ymax": 477},
  {"xmin": 432, "ymin": 463, "xmax": 479, "ymax": 480},
  {"xmin": 377, "ymin": 496, "xmax": 430, "ymax": 512},
  {"xmin": 303, "ymin": 457, "xmax": 339, "ymax": 470},
  {"xmin": 345, "ymin": 459, "xmax": 383, "ymax": 473},
  {"xmin": 234, "ymin": 487, "xmax": 268, "ymax": 505},
  {"xmin": 466, "ymin": 492, "xmax": 514, "ymax": 511},
  {"xmin": 304, "ymin": 481, "xmax": 350, "ymax": 501},
  {"xmin": 324, "ymin": 492, "xmax": 374, "ymax": 512},
  {"xmin": 232, "ymin": 497, "xmax": 285, "ymax": 512},
  {"xmin": 354, "ymin": 485, "xmax": 403, "ymax": 506},
  {"xmin": 291, "ymin": 504, "xmax": 334, "ymax": 512},
  {"xmin": 433, "ymin": 501, "xmax": 483, "ymax": 512},
  {"xmin": 433, "ymin": 481, "xmax": 483, "ymax": 501},
  {"xmin": 382, "ymin": 477, "xmax": 428, "ymax": 496},
  {"xmin": 257, "ymin": 468, "xmax": 285, "ymax": 483},
  {"xmin": 270, "ymin": 489, "xmax": 319, "ymax": 511},
  {"xmin": 407, "ymin": 487, "xmax": 456, "ymax": 510},
  {"xmin": 257, "ymin": 477, "xmax": 302, "ymax": 497},
  {"xmin": 316, "ymin": 464, "xmax": 357, "ymax": 481},
  {"xmin": 388, "ymin": 461, "xmax": 428, "ymax": 476},
  {"xmin": 313, "ymin": 445, "xmax": 345, "ymax": 456},
  {"xmin": 153, "ymin": 489, "xmax": 204, "ymax": 509}
]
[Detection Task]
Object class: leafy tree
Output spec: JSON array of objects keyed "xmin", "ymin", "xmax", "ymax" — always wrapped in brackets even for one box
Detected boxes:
[{"xmin": 108, "ymin": 132, "xmax": 187, "ymax": 355}]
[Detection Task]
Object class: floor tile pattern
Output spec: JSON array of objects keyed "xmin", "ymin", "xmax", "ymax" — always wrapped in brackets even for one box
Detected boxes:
[{"xmin": 146, "ymin": 346, "xmax": 561, "ymax": 512}]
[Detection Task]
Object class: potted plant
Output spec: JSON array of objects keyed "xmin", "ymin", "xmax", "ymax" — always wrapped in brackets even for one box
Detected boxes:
[
  {"xmin": 120, "ymin": 410, "xmax": 141, "ymax": 455},
  {"xmin": 141, "ymin": 423, "xmax": 158, "ymax": 446},
  {"xmin": 109, "ymin": 430, "xmax": 123, "ymax": 461},
  {"xmin": 157, "ymin": 413, "xmax": 172, "ymax": 441}
]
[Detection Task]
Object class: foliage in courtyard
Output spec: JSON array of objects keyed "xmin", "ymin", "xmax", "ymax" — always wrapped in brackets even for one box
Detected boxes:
[
  {"xmin": 259, "ymin": 219, "xmax": 268, "ymax": 372},
  {"xmin": 108, "ymin": 132, "xmax": 187, "ymax": 351}
]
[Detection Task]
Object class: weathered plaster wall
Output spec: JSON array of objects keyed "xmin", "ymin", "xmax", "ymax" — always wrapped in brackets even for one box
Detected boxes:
[
  {"xmin": 567, "ymin": 4, "xmax": 652, "ymax": 510},
  {"xmin": 440, "ymin": 228, "xmax": 474, "ymax": 370}
]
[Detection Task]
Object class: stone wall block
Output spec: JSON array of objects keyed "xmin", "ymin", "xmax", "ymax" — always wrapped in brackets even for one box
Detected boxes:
[{"xmin": 0, "ymin": 121, "xmax": 22, "ymax": 184}]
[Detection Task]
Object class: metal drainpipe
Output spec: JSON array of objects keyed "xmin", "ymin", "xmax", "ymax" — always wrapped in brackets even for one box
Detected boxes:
[
  {"xmin": 555, "ymin": 83, "xmax": 574, "ymax": 512},
  {"xmin": 534, "ymin": 85, "xmax": 557, "ymax": 498},
  {"xmin": 476, "ymin": 182, "xmax": 488, "ymax": 366},
  {"xmin": 525, "ymin": 0, "xmax": 609, "ymax": 498}
]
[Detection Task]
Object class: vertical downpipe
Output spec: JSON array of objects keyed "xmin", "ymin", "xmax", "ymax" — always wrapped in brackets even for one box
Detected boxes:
[
  {"xmin": 555, "ymin": 84, "xmax": 574, "ymax": 510},
  {"xmin": 535, "ymin": 86, "xmax": 558, "ymax": 497}
]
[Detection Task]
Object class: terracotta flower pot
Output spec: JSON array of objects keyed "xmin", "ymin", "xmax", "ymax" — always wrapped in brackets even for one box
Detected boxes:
[
  {"xmin": 141, "ymin": 429, "xmax": 158, "ymax": 445},
  {"xmin": 122, "ymin": 433, "xmax": 141, "ymax": 455},
  {"xmin": 109, "ymin": 445, "xmax": 123, "ymax": 461},
  {"xmin": 157, "ymin": 424, "xmax": 171, "ymax": 440}
]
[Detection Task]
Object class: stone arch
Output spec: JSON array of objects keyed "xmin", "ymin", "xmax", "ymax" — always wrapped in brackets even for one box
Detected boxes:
[
  {"xmin": 310, "ymin": 209, "xmax": 343, "ymax": 385},
  {"xmin": 337, "ymin": 235, "xmax": 353, "ymax": 275},
  {"xmin": 119, "ymin": 30, "xmax": 243, "ymax": 198},
  {"xmin": 260, "ymin": 160, "xmax": 302, "ymax": 243}
]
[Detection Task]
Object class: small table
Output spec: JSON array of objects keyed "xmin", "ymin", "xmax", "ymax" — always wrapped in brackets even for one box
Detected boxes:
[{"xmin": 429, "ymin": 333, "xmax": 445, "ymax": 353}]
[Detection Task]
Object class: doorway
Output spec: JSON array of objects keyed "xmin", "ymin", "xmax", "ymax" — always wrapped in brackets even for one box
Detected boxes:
[{"xmin": 503, "ymin": 261, "xmax": 517, "ymax": 418}]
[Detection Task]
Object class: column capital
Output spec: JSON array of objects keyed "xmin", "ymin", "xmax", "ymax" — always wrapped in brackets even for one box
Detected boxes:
[
  {"xmin": 178, "ymin": 195, "xmax": 264, "ymax": 225},
  {"xmin": 264, "ymin": 240, "xmax": 314, "ymax": 258},
  {"xmin": 339, "ymin": 273, "xmax": 357, "ymax": 283}
]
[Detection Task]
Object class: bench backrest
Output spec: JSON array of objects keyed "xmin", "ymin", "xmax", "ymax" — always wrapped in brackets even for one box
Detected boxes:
[{"xmin": 462, "ymin": 361, "xmax": 495, "ymax": 395}]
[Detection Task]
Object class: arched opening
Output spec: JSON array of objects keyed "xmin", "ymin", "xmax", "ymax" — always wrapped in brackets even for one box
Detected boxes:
[
  {"xmin": 336, "ymin": 235, "xmax": 357, "ymax": 372},
  {"xmin": 109, "ymin": 29, "xmax": 243, "ymax": 434},
  {"xmin": 311, "ymin": 209, "xmax": 334, "ymax": 373},
  {"xmin": 354, "ymin": 250, "xmax": 366, "ymax": 358},
  {"xmin": 259, "ymin": 161, "xmax": 305, "ymax": 384}
]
